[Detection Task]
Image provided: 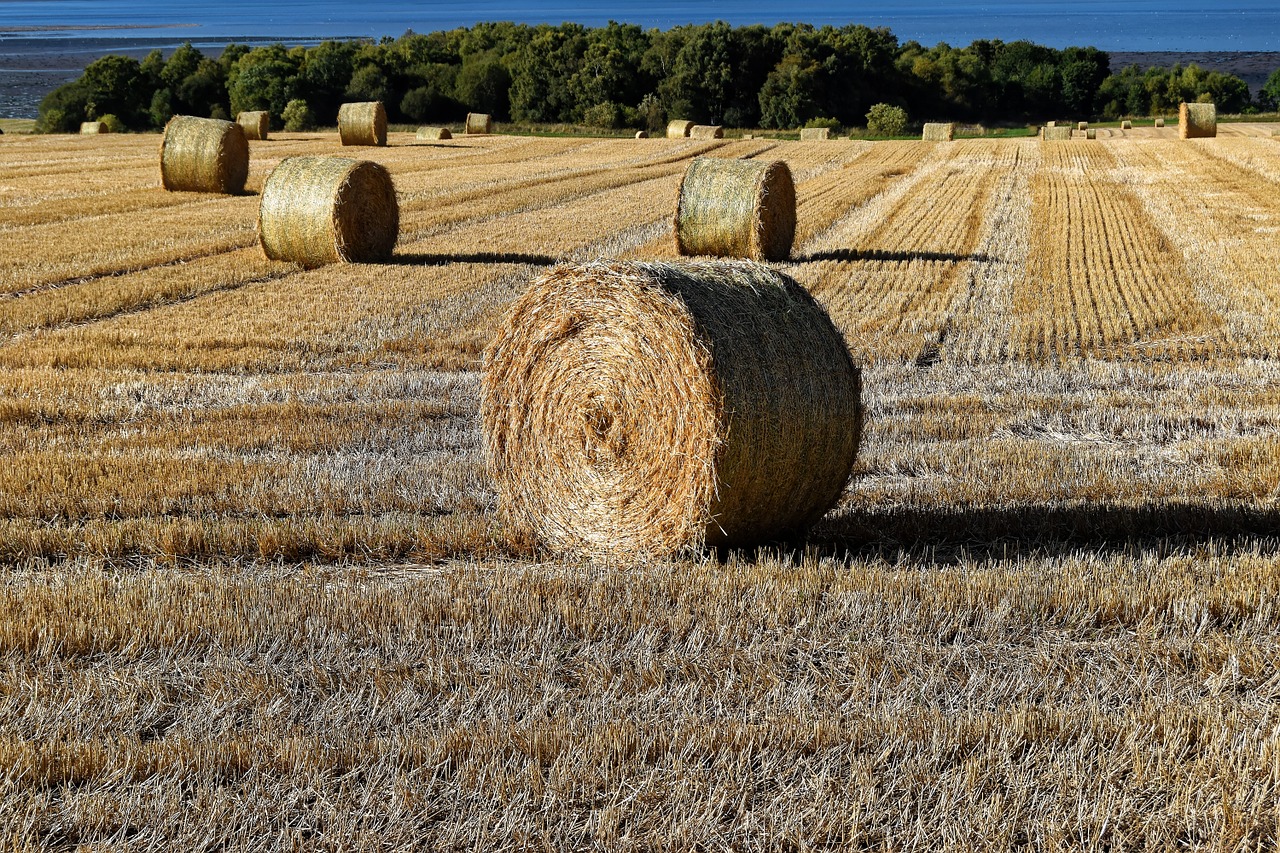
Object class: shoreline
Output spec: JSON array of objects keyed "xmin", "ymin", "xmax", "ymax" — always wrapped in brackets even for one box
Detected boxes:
[{"xmin": 1, "ymin": 40, "xmax": 1276, "ymax": 120}]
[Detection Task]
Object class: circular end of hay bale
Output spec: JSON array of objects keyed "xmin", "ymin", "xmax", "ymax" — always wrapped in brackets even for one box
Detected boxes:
[
  {"xmin": 258, "ymin": 156, "xmax": 398, "ymax": 267},
  {"xmin": 465, "ymin": 113, "xmax": 492, "ymax": 135},
  {"xmin": 634, "ymin": 130, "xmax": 649, "ymax": 139},
  {"xmin": 674, "ymin": 158, "xmax": 796, "ymax": 262},
  {"xmin": 159, "ymin": 115, "xmax": 249, "ymax": 194},
  {"xmin": 236, "ymin": 110, "xmax": 269, "ymax": 140},
  {"xmin": 481, "ymin": 259, "xmax": 861, "ymax": 556},
  {"xmin": 666, "ymin": 119, "xmax": 694, "ymax": 138},
  {"xmin": 338, "ymin": 102, "xmax": 387, "ymax": 146}
]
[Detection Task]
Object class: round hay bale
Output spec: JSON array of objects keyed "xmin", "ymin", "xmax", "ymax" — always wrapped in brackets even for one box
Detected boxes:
[
  {"xmin": 465, "ymin": 113, "xmax": 492, "ymax": 134},
  {"xmin": 338, "ymin": 101, "xmax": 387, "ymax": 146},
  {"xmin": 237, "ymin": 110, "xmax": 269, "ymax": 140},
  {"xmin": 80, "ymin": 121, "xmax": 108, "ymax": 134},
  {"xmin": 689, "ymin": 124, "xmax": 724, "ymax": 139},
  {"xmin": 159, "ymin": 115, "xmax": 249, "ymax": 194},
  {"xmin": 1180, "ymin": 102, "xmax": 1216, "ymax": 139},
  {"xmin": 416, "ymin": 126, "xmax": 452, "ymax": 141},
  {"xmin": 674, "ymin": 158, "xmax": 796, "ymax": 262},
  {"xmin": 257, "ymin": 156, "xmax": 398, "ymax": 267},
  {"xmin": 1155, "ymin": 117, "xmax": 1166, "ymax": 128},
  {"xmin": 1077, "ymin": 121, "xmax": 1089, "ymax": 131},
  {"xmin": 799, "ymin": 127, "xmax": 830, "ymax": 141},
  {"xmin": 634, "ymin": 130, "xmax": 649, "ymax": 139},
  {"xmin": 1041, "ymin": 126, "xmax": 1073, "ymax": 141},
  {"xmin": 1120, "ymin": 120, "xmax": 1132, "ymax": 130},
  {"xmin": 667, "ymin": 119, "xmax": 694, "ymax": 138},
  {"xmin": 481, "ymin": 259, "xmax": 861, "ymax": 557},
  {"xmin": 1085, "ymin": 128, "xmax": 1097, "ymax": 140},
  {"xmin": 921, "ymin": 122, "xmax": 954, "ymax": 141}
]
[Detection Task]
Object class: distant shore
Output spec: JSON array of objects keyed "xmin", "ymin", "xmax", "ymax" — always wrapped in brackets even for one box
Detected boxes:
[{"xmin": 0, "ymin": 38, "xmax": 1276, "ymax": 119}]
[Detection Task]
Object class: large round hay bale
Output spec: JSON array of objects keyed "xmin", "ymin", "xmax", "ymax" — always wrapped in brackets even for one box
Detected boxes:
[
  {"xmin": 416, "ymin": 126, "xmax": 452, "ymax": 141},
  {"xmin": 921, "ymin": 122, "xmax": 954, "ymax": 141},
  {"xmin": 237, "ymin": 110, "xmax": 269, "ymax": 140},
  {"xmin": 481, "ymin": 259, "xmax": 861, "ymax": 557},
  {"xmin": 1180, "ymin": 102, "xmax": 1216, "ymax": 139},
  {"xmin": 257, "ymin": 156, "xmax": 398, "ymax": 267},
  {"xmin": 667, "ymin": 119, "xmax": 694, "ymax": 138},
  {"xmin": 465, "ymin": 113, "xmax": 492, "ymax": 134},
  {"xmin": 689, "ymin": 124, "xmax": 724, "ymax": 139},
  {"xmin": 80, "ymin": 121, "xmax": 108, "ymax": 134},
  {"xmin": 338, "ymin": 101, "xmax": 387, "ymax": 146},
  {"xmin": 674, "ymin": 158, "xmax": 796, "ymax": 262},
  {"xmin": 159, "ymin": 115, "xmax": 249, "ymax": 194}
]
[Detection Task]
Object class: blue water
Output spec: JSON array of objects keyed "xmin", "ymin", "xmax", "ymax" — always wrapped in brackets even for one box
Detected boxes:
[{"xmin": 0, "ymin": 0, "xmax": 1277, "ymax": 51}]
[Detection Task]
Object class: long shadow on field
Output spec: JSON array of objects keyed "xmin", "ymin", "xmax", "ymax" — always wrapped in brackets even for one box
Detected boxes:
[
  {"xmin": 794, "ymin": 248, "xmax": 996, "ymax": 264},
  {"xmin": 391, "ymin": 252, "xmax": 558, "ymax": 266},
  {"xmin": 767, "ymin": 500, "xmax": 1280, "ymax": 564}
]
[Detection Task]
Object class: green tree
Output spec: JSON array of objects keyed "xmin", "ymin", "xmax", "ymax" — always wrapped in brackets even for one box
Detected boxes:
[
  {"xmin": 455, "ymin": 54, "xmax": 511, "ymax": 117},
  {"xmin": 1260, "ymin": 67, "xmax": 1280, "ymax": 111},
  {"xmin": 507, "ymin": 24, "xmax": 587, "ymax": 122},
  {"xmin": 36, "ymin": 81, "xmax": 90, "ymax": 132},
  {"xmin": 759, "ymin": 54, "xmax": 821, "ymax": 128},
  {"xmin": 281, "ymin": 98, "xmax": 314, "ymax": 131},
  {"xmin": 865, "ymin": 102, "xmax": 908, "ymax": 135},
  {"xmin": 79, "ymin": 54, "xmax": 148, "ymax": 127},
  {"xmin": 228, "ymin": 46, "xmax": 300, "ymax": 119}
]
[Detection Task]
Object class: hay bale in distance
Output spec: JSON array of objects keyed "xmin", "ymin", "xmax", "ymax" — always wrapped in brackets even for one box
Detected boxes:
[
  {"xmin": 159, "ymin": 115, "xmax": 249, "ymax": 194},
  {"xmin": 237, "ymin": 110, "xmax": 269, "ymax": 140},
  {"xmin": 1085, "ymin": 128, "xmax": 1097, "ymax": 140},
  {"xmin": 481, "ymin": 259, "xmax": 862, "ymax": 557},
  {"xmin": 635, "ymin": 130, "xmax": 649, "ymax": 139},
  {"xmin": 465, "ymin": 113, "xmax": 492, "ymax": 134},
  {"xmin": 257, "ymin": 156, "xmax": 398, "ymax": 267},
  {"xmin": 689, "ymin": 125, "xmax": 724, "ymax": 139},
  {"xmin": 1121, "ymin": 120, "xmax": 1132, "ymax": 130},
  {"xmin": 1042, "ymin": 126, "xmax": 1073, "ymax": 141},
  {"xmin": 667, "ymin": 120, "xmax": 694, "ymax": 138},
  {"xmin": 337, "ymin": 101, "xmax": 387, "ymax": 146},
  {"xmin": 1077, "ymin": 121, "xmax": 1089, "ymax": 131},
  {"xmin": 799, "ymin": 127, "xmax": 830, "ymax": 141},
  {"xmin": 1155, "ymin": 118, "xmax": 1166, "ymax": 128},
  {"xmin": 80, "ymin": 121, "xmax": 108, "ymax": 134},
  {"xmin": 1046, "ymin": 121, "xmax": 1058, "ymax": 128},
  {"xmin": 1180, "ymin": 102, "xmax": 1217, "ymax": 138},
  {"xmin": 416, "ymin": 126, "xmax": 452, "ymax": 141},
  {"xmin": 921, "ymin": 122, "xmax": 955, "ymax": 141},
  {"xmin": 674, "ymin": 158, "xmax": 796, "ymax": 262}
]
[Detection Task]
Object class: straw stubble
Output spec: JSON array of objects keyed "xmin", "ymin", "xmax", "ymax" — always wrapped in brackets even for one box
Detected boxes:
[
  {"xmin": 481, "ymin": 259, "xmax": 861, "ymax": 557},
  {"xmin": 257, "ymin": 156, "xmax": 398, "ymax": 267}
]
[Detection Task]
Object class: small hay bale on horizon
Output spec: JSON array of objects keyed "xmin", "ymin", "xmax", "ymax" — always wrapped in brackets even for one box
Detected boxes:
[
  {"xmin": 416, "ymin": 126, "xmax": 452, "ymax": 141},
  {"xmin": 465, "ymin": 113, "xmax": 492, "ymax": 134},
  {"xmin": 667, "ymin": 119, "xmax": 694, "ymax": 138},
  {"xmin": 1121, "ymin": 120, "xmax": 1132, "ymax": 130},
  {"xmin": 799, "ymin": 127, "xmax": 830, "ymax": 141},
  {"xmin": 480, "ymin": 259, "xmax": 862, "ymax": 558},
  {"xmin": 1155, "ymin": 117, "xmax": 1166, "ymax": 128},
  {"xmin": 337, "ymin": 101, "xmax": 387, "ymax": 146},
  {"xmin": 1046, "ymin": 120, "xmax": 1058, "ymax": 128},
  {"xmin": 1042, "ymin": 126, "xmax": 1073, "ymax": 141},
  {"xmin": 635, "ymin": 130, "xmax": 649, "ymax": 138},
  {"xmin": 1180, "ymin": 102, "xmax": 1216, "ymax": 138},
  {"xmin": 237, "ymin": 110, "xmax": 269, "ymax": 140},
  {"xmin": 690, "ymin": 124, "xmax": 724, "ymax": 139},
  {"xmin": 1078, "ymin": 121, "xmax": 1089, "ymax": 131},
  {"xmin": 921, "ymin": 122, "xmax": 955, "ymax": 141},
  {"xmin": 159, "ymin": 115, "xmax": 248, "ymax": 194},
  {"xmin": 1085, "ymin": 128, "xmax": 1097, "ymax": 139},
  {"xmin": 80, "ymin": 121, "xmax": 108, "ymax": 134},
  {"xmin": 674, "ymin": 158, "xmax": 796, "ymax": 262},
  {"xmin": 258, "ymin": 156, "xmax": 398, "ymax": 268}
]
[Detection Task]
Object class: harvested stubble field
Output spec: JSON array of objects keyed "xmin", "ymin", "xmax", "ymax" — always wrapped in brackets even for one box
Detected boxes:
[{"xmin": 2, "ymin": 127, "xmax": 1280, "ymax": 849}]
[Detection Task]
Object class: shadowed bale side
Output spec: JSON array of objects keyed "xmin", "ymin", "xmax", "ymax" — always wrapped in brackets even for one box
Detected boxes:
[
  {"xmin": 159, "ymin": 115, "xmax": 249, "ymax": 194},
  {"xmin": 667, "ymin": 120, "xmax": 694, "ymax": 138},
  {"xmin": 674, "ymin": 158, "xmax": 796, "ymax": 262},
  {"xmin": 416, "ymin": 126, "xmax": 452, "ymax": 140},
  {"xmin": 922, "ymin": 122, "xmax": 954, "ymax": 141},
  {"xmin": 1180, "ymin": 102, "xmax": 1217, "ymax": 139},
  {"xmin": 79, "ymin": 121, "xmax": 107, "ymax": 135},
  {"xmin": 338, "ymin": 102, "xmax": 387, "ymax": 146},
  {"xmin": 481, "ymin": 259, "xmax": 861, "ymax": 557},
  {"xmin": 690, "ymin": 125, "xmax": 724, "ymax": 139},
  {"xmin": 237, "ymin": 111, "xmax": 269, "ymax": 140},
  {"xmin": 799, "ymin": 127, "xmax": 830, "ymax": 141},
  {"xmin": 465, "ymin": 113, "xmax": 492, "ymax": 134},
  {"xmin": 258, "ymin": 156, "xmax": 398, "ymax": 267}
]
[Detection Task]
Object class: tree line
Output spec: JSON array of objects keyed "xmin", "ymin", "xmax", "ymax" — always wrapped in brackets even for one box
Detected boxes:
[{"xmin": 37, "ymin": 21, "xmax": 1277, "ymax": 134}]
